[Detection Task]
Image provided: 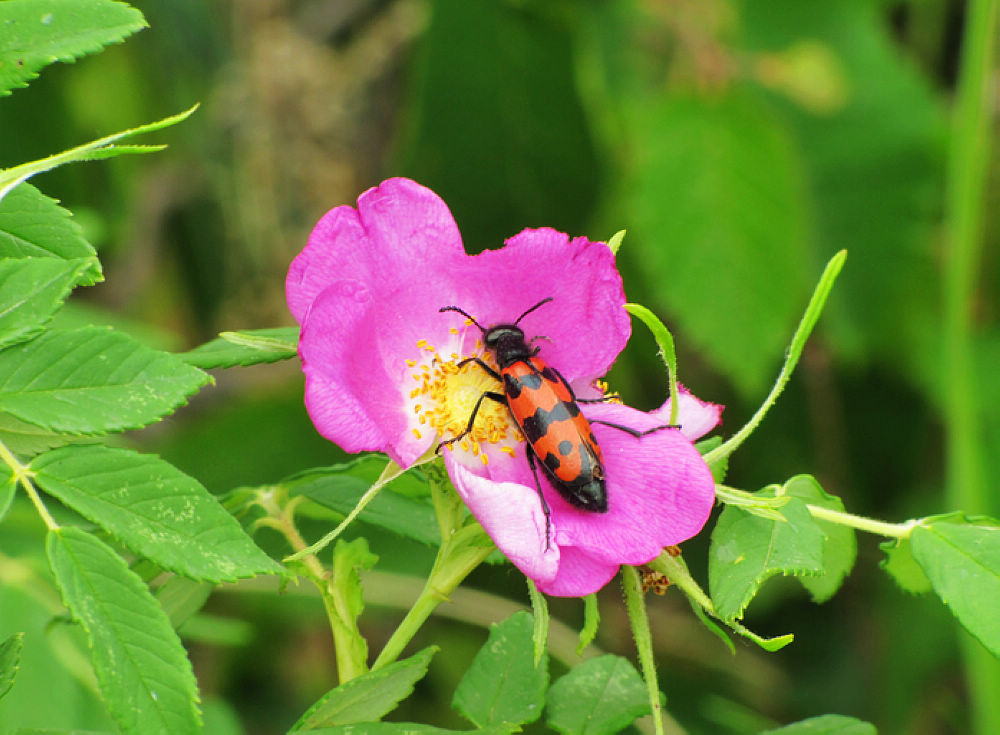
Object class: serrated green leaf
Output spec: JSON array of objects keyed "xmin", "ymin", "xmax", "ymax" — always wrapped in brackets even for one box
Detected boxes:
[
  {"xmin": 783, "ymin": 476, "xmax": 857, "ymax": 602},
  {"xmin": 0, "ymin": 410, "xmax": 70, "ymax": 457},
  {"xmin": 0, "ymin": 631, "xmax": 23, "ymax": 702},
  {"xmin": 0, "ymin": 459, "xmax": 14, "ymax": 523},
  {"xmin": 291, "ymin": 647, "xmax": 437, "ymax": 731},
  {"xmin": 452, "ymin": 611, "xmax": 547, "ymax": 729},
  {"xmin": 709, "ymin": 492, "xmax": 825, "ymax": 621},
  {"xmin": 47, "ymin": 526, "xmax": 200, "ymax": 734},
  {"xmin": 288, "ymin": 463, "xmax": 437, "ymax": 547},
  {"xmin": 627, "ymin": 90, "xmax": 811, "ymax": 397},
  {"xmin": 0, "ymin": 0, "xmax": 146, "ymax": 97},
  {"xmin": 0, "ymin": 184, "xmax": 101, "ymax": 284},
  {"xmin": 330, "ymin": 538, "xmax": 378, "ymax": 682},
  {"xmin": 0, "ymin": 106, "xmax": 197, "ymax": 200},
  {"xmin": 302, "ymin": 724, "xmax": 507, "ymax": 734},
  {"xmin": 32, "ymin": 445, "xmax": 283, "ymax": 582},
  {"xmin": 546, "ymin": 655, "xmax": 650, "ymax": 735},
  {"xmin": 758, "ymin": 713, "xmax": 877, "ymax": 734},
  {"xmin": 577, "ymin": 594, "xmax": 600, "ymax": 655},
  {"xmin": 0, "ymin": 258, "xmax": 93, "ymax": 350},
  {"xmin": 0, "ymin": 327, "xmax": 210, "ymax": 435},
  {"xmin": 180, "ymin": 327, "xmax": 299, "ymax": 369},
  {"xmin": 909, "ymin": 514, "xmax": 1000, "ymax": 656},
  {"xmin": 879, "ymin": 537, "xmax": 931, "ymax": 594}
]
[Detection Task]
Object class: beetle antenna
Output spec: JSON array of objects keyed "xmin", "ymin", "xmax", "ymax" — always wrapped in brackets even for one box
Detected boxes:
[
  {"xmin": 514, "ymin": 297, "xmax": 554, "ymax": 325},
  {"xmin": 439, "ymin": 305, "xmax": 486, "ymax": 332}
]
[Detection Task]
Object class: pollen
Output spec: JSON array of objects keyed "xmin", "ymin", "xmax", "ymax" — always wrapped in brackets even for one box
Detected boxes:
[{"xmin": 406, "ymin": 337, "xmax": 520, "ymax": 462}]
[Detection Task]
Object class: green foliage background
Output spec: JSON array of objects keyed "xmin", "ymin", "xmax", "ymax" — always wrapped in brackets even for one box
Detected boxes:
[{"xmin": 0, "ymin": 0, "xmax": 996, "ymax": 733}]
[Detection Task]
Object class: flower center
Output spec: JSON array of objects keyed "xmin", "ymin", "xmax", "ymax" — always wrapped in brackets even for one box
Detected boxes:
[{"xmin": 407, "ymin": 336, "xmax": 520, "ymax": 465}]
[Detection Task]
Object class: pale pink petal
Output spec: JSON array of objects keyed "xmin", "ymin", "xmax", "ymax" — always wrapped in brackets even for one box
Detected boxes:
[
  {"xmin": 649, "ymin": 385, "xmax": 724, "ymax": 441},
  {"xmin": 446, "ymin": 458, "xmax": 560, "ymax": 585},
  {"xmin": 535, "ymin": 545, "xmax": 620, "ymax": 597}
]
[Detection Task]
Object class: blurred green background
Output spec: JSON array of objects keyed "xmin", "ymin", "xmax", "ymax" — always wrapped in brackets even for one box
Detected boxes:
[{"xmin": 1, "ymin": 0, "xmax": 997, "ymax": 733}]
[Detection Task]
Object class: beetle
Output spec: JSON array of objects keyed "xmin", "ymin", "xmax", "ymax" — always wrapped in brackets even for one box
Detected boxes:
[{"xmin": 438, "ymin": 297, "xmax": 673, "ymax": 537}]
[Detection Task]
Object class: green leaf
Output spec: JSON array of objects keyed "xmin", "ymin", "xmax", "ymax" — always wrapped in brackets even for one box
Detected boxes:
[
  {"xmin": 0, "ymin": 106, "xmax": 197, "ymax": 199},
  {"xmin": 330, "ymin": 538, "xmax": 378, "ymax": 682},
  {"xmin": 783, "ymin": 476, "xmax": 857, "ymax": 602},
  {"xmin": 288, "ymin": 462, "xmax": 437, "ymax": 547},
  {"xmin": 0, "ymin": 183, "xmax": 101, "ymax": 284},
  {"xmin": 525, "ymin": 579, "xmax": 548, "ymax": 667},
  {"xmin": 180, "ymin": 327, "xmax": 299, "ymax": 369},
  {"xmin": 32, "ymin": 445, "xmax": 283, "ymax": 582},
  {"xmin": 879, "ymin": 537, "xmax": 932, "ymax": 594},
  {"xmin": 290, "ymin": 647, "xmax": 437, "ymax": 731},
  {"xmin": 47, "ymin": 526, "xmax": 200, "ymax": 734},
  {"xmin": 0, "ymin": 411, "xmax": 70, "ymax": 457},
  {"xmin": 0, "ymin": 459, "xmax": 14, "ymax": 523},
  {"xmin": 627, "ymin": 90, "xmax": 812, "ymax": 397},
  {"xmin": 909, "ymin": 514, "xmax": 1000, "ymax": 656},
  {"xmin": 0, "ymin": 0, "xmax": 146, "ymax": 97},
  {"xmin": 577, "ymin": 594, "xmax": 600, "ymax": 655},
  {"xmin": 0, "ymin": 632, "xmax": 23, "ymax": 702},
  {"xmin": 302, "ymin": 725, "xmax": 507, "ymax": 734},
  {"xmin": 0, "ymin": 327, "xmax": 210, "ymax": 435},
  {"xmin": 758, "ymin": 713, "xmax": 877, "ymax": 734},
  {"xmin": 546, "ymin": 655, "xmax": 650, "ymax": 735},
  {"xmin": 709, "ymin": 491, "xmax": 825, "ymax": 621},
  {"xmin": 0, "ymin": 258, "xmax": 93, "ymax": 350},
  {"xmin": 452, "ymin": 611, "xmax": 547, "ymax": 728},
  {"xmin": 624, "ymin": 303, "xmax": 679, "ymax": 424}
]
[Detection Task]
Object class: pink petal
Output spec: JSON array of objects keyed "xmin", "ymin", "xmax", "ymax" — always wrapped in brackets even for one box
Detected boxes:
[
  {"xmin": 299, "ymin": 281, "xmax": 388, "ymax": 454},
  {"xmin": 300, "ymin": 281, "xmax": 468, "ymax": 467},
  {"xmin": 535, "ymin": 545, "xmax": 620, "ymax": 597},
  {"xmin": 436, "ymin": 228, "xmax": 629, "ymax": 383},
  {"xmin": 446, "ymin": 457, "xmax": 560, "ymax": 585},
  {"xmin": 287, "ymin": 178, "xmax": 464, "ymax": 324}
]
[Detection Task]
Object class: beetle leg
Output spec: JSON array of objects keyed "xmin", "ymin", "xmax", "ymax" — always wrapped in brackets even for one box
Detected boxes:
[
  {"xmin": 455, "ymin": 356, "xmax": 502, "ymax": 382},
  {"xmin": 589, "ymin": 420, "xmax": 679, "ymax": 437},
  {"xmin": 525, "ymin": 448, "xmax": 553, "ymax": 550}
]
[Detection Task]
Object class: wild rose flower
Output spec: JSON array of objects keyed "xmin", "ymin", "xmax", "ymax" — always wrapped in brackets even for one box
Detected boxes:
[{"xmin": 287, "ymin": 178, "xmax": 720, "ymax": 597}]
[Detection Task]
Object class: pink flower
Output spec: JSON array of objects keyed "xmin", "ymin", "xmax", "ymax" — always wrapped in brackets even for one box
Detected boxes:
[{"xmin": 287, "ymin": 178, "xmax": 721, "ymax": 597}]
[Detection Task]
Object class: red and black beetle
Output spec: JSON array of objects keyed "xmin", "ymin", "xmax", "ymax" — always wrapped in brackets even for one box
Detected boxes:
[{"xmin": 439, "ymin": 298, "xmax": 673, "ymax": 532}]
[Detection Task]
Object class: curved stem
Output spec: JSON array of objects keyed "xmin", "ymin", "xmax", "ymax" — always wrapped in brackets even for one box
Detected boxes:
[{"xmin": 371, "ymin": 523, "xmax": 493, "ymax": 671}]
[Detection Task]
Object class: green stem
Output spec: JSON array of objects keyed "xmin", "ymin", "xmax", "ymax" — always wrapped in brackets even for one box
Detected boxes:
[
  {"xmin": 0, "ymin": 440, "xmax": 57, "ymax": 531},
  {"xmin": 371, "ymin": 523, "xmax": 493, "ymax": 671},
  {"xmin": 704, "ymin": 251, "xmax": 846, "ymax": 467},
  {"xmin": 942, "ymin": 0, "xmax": 1000, "ymax": 732},
  {"xmin": 254, "ymin": 492, "xmax": 347, "ymax": 673},
  {"xmin": 371, "ymin": 469, "xmax": 493, "ymax": 671},
  {"xmin": 622, "ymin": 566, "xmax": 666, "ymax": 735},
  {"xmin": 803, "ymin": 504, "xmax": 916, "ymax": 539}
]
